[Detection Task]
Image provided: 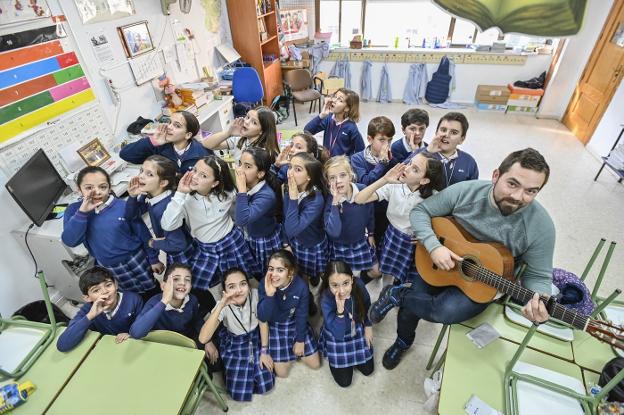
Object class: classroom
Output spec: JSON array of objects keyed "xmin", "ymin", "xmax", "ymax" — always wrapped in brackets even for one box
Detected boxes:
[{"xmin": 1, "ymin": 0, "xmax": 623, "ymax": 414}]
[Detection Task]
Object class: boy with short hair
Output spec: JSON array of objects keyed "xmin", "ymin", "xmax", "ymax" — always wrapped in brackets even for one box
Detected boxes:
[
  {"xmin": 129, "ymin": 263, "xmax": 207, "ymax": 340},
  {"xmin": 56, "ymin": 266, "xmax": 143, "ymax": 352},
  {"xmin": 407, "ymin": 111, "xmax": 479, "ymax": 187},
  {"xmin": 391, "ymin": 108, "xmax": 429, "ymax": 163}
]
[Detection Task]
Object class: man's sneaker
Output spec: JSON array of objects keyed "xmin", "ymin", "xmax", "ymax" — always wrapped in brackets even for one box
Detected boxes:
[
  {"xmin": 368, "ymin": 284, "xmax": 404, "ymax": 324},
  {"xmin": 382, "ymin": 339, "xmax": 409, "ymax": 370}
]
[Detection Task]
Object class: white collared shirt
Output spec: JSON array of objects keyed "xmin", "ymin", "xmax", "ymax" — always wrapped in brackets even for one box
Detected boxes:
[
  {"xmin": 146, "ymin": 190, "xmax": 172, "ymax": 206},
  {"xmin": 174, "ymin": 142, "xmax": 191, "ymax": 156},
  {"xmin": 375, "ymin": 183, "xmax": 424, "ymax": 234},
  {"xmin": 95, "ymin": 195, "xmax": 115, "ymax": 214},
  {"xmin": 103, "ymin": 292, "xmax": 123, "ymax": 320},
  {"xmin": 216, "ymin": 288, "xmax": 259, "ymax": 336},
  {"xmin": 165, "ymin": 295, "xmax": 190, "ymax": 313},
  {"xmin": 246, "ymin": 180, "xmax": 265, "ymax": 197}
]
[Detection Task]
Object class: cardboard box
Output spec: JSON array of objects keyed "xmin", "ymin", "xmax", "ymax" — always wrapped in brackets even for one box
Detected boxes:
[
  {"xmin": 475, "ymin": 102, "xmax": 507, "ymax": 112},
  {"xmin": 476, "ymin": 95, "xmax": 509, "ymax": 104},
  {"xmin": 507, "ymin": 84, "xmax": 544, "ymax": 96},
  {"xmin": 506, "ymin": 105, "xmax": 538, "ymax": 115},
  {"xmin": 509, "ymin": 93, "xmax": 540, "ymax": 101},
  {"xmin": 476, "ymin": 85, "xmax": 511, "ymax": 97},
  {"xmin": 507, "ymin": 98, "xmax": 540, "ymax": 108}
]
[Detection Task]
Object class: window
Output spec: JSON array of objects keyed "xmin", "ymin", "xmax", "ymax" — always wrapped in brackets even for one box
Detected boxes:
[
  {"xmin": 319, "ymin": 0, "xmax": 554, "ymax": 50},
  {"xmin": 364, "ymin": 0, "xmax": 451, "ymax": 48}
]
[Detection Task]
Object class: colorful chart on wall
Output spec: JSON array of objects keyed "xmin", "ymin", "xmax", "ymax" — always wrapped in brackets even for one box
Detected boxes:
[
  {"xmin": 0, "ymin": 0, "xmax": 50, "ymax": 25},
  {"xmin": 0, "ymin": 25, "xmax": 96, "ymax": 147}
]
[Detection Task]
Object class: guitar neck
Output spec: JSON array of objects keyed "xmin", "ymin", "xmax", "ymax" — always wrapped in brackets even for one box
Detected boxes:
[{"xmin": 470, "ymin": 264, "xmax": 589, "ymax": 331}]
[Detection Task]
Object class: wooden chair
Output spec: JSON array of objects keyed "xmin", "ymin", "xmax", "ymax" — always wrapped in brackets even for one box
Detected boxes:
[{"xmin": 143, "ymin": 330, "xmax": 228, "ymax": 413}]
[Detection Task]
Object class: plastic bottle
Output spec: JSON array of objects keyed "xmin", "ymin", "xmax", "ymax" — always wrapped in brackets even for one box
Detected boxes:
[
  {"xmin": 0, "ymin": 381, "xmax": 36, "ymax": 413},
  {"xmin": 394, "ymin": 36, "xmax": 399, "ymax": 48}
]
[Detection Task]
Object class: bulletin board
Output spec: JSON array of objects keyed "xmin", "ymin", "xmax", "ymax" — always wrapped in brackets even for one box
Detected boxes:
[{"xmin": 0, "ymin": 24, "xmax": 97, "ymax": 148}]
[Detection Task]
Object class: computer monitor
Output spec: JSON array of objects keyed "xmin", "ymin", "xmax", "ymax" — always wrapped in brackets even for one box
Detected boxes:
[{"xmin": 5, "ymin": 149, "xmax": 68, "ymax": 226}]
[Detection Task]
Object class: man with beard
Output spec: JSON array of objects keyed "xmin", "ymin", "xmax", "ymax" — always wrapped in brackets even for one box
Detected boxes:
[{"xmin": 369, "ymin": 148, "xmax": 554, "ymax": 370}]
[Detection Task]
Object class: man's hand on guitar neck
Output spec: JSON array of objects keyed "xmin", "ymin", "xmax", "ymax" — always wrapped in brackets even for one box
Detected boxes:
[
  {"xmin": 430, "ymin": 246, "xmax": 464, "ymax": 271},
  {"xmin": 521, "ymin": 292, "xmax": 550, "ymax": 324}
]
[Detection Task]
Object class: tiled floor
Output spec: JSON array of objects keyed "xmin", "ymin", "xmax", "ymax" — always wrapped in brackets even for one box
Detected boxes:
[{"xmin": 196, "ymin": 101, "xmax": 624, "ymax": 415}]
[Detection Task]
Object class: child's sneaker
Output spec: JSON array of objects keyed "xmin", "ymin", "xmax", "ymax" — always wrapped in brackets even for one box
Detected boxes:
[{"xmin": 368, "ymin": 284, "xmax": 405, "ymax": 324}]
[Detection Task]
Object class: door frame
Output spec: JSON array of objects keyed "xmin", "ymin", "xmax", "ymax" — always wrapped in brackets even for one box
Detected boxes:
[{"xmin": 563, "ymin": 0, "xmax": 624, "ymax": 145}]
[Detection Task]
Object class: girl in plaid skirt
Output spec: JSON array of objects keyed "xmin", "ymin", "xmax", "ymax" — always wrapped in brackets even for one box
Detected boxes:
[
  {"xmin": 257, "ymin": 250, "xmax": 320, "ymax": 378},
  {"xmin": 319, "ymin": 261, "xmax": 374, "ymax": 387},
  {"xmin": 234, "ymin": 147, "xmax": 283, "ymax": 277},
  {"xmin": 323, "ymin": 156, "xmax": 381, "ymax": 280},
  {"xmin": 355, "ymin": 153, "xmax": 445, "ymax": 284},
  {"xmin": 199, "ymin": 268, "xmax": 274, "ymax": 402}
]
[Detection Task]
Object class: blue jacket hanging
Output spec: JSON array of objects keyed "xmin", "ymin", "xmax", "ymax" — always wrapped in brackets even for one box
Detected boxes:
[
  {"xmin": 330, "ymin": 54, "xmax": 352, "ymax": 89},
  {"xmin": 360, "ymin": 60, "xmax": 373, "ymax": 101},
  {"xmin": 377, "ymin": 63, "xmax": 391, "ymax": 103},
  {"xmin": 402, "ymin": 63, "xmax": 428, "ymax": 105},
  {"xmin": 425, "ymin": 55, "xmax": 451, "ymax": 104}
]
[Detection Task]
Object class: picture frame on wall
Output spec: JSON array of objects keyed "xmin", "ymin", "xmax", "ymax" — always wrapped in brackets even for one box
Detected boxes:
[
  {"xmin": 117, "ymin": 21, "xmax": 154, "ymax": 58},
  {"xmin": 77, "ymin": 138, "xmax": 110, "ymax": 166}
]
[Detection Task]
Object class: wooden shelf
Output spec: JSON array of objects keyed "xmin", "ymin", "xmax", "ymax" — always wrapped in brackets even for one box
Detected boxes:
[
  {"xmin": 257, "ymin": 10, "xmax": 274, "ymax": 19},
  {"xmin": 260, "ymin": 35, "xmax": 277, "ymax": 46},
  {"xmin": 263, "ymin": 59, "xmax": 279, "ymax": 69}
]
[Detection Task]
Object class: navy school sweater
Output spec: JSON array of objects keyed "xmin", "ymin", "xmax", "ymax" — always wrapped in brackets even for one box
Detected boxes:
[
  {"xmin": 304, "ymin": 115, "xmax": 364, "ymax": 157},
  {"xmin": 283, "ymin": 190, "xmax": 325, "ymax": 247},
  {"xmin": 257, "ymin": 275, "xmax": 309, "ymax": 342},
  {"xmin": 129, "ymin": 293, "xmax": 204, "ymax": 340},
  {"xmin": 320, "ymin": 278, "xmax": 372, "ymax": 340},
  {"xmin": 323, "ymin": 184, "xmax": 374, "ymax": 244},
  {"xmin": 119, "ymin": 138, "xmax": 212, "ymax": 173},
  {"xmin": 406, "ymin": 147, "xmax": 479, "ymax": 186},
  {"xmin": 235, "ymin": 182, "xmax": 279, "ymax": 238}
]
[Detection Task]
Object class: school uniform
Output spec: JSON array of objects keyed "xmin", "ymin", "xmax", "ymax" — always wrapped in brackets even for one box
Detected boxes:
[
  {"xmin": 406, "ymin": 147, "xmax": 479, "ymax": 186},
  {"xmin": 376, "ymin": 183, "xmax": 425, "ymax": 283},
  {"xmin": 119, "ymin": 138, "xmax": 212, "ymax": 173},
  {"xmin": 324, "ymin": 183, "xmax": 376, "ymax": 272},
  {"xmin": 57, "ymin": 292, "xmax": 143, "ymax": 352},
  {"xmin": 125, "ymin": 191, "xmax": 195, "ymax": 266},
  {"xmin": 283, "ymin": 189, "xmax": 327, "ymax": 277},
  {"xmin": 62, "ymin": 197, "xmax": 160, "ymax": 293},
  {"xmin": 304, "ymin": 114, "xmax": 364, "ymax": 157},
  {"xmin": 129, "ymin": 293, "xmax": 204, "ymax": 339},
  {"xmin": 390, "ymin": 136, "xmax": 427, "ymax": 163},
  {"xmin": 215, "ymin": 289, "xmax": 274, "ymax": 401},
  {"xmin": 235, "ymin": 181, "xmax": 281, "ymax": 275},
  {"xmin": 161, "ymin": 191, "xmax": 257, "ymax": 290},
  {"xmin": 269, "ymin": 164, "xmax": 289, "ymax": 184},
  {"xmin": 224, "ymin": 136, "xmax": 278, "ymax": 165},
  {"xmin": 319, "ymin": 278, "xmax": 373, "ymax": 369},
  {"xmin": 257, "ymin": 275, "xmax": 318, "ymax": 362}
]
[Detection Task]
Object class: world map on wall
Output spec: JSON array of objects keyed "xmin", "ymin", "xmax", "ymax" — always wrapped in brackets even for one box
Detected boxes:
[{"xmin": 200, "ymin": 0, "xmax": 220, "ymax": 32}]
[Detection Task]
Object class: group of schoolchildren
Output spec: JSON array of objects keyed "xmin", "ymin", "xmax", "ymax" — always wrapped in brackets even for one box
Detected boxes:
[{"xmin": 57, "ymin": 87, "xmax": 480, "ymax": 401}]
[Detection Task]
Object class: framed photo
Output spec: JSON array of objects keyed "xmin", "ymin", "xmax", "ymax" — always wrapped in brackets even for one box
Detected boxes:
[
  {"xmin": 279, "ymin": 9, "xmax": 308, "ymax": 42},
  {"xmin": 77, "ymin": 138, "xmax": 110, "ymax": 166},
  {"xmin": 117, "ymin": 21, "xmax": 154, "ymax": 58}
]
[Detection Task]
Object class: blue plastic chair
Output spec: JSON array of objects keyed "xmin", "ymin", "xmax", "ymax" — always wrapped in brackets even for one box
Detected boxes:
[{"xmin": 232, "ymin": 67, "xmax": 264, "ymax": 106}]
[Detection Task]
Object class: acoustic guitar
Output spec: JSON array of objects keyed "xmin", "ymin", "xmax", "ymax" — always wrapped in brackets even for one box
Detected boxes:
[{"xmin": 415, "ymin": 216, "xmax": 623, "ymax": 350}]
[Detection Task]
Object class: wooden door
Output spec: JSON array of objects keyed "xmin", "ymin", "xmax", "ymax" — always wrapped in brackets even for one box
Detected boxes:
[{"xmin": 563, "ymin": 0, "xmax": 624, "ymax": 144}]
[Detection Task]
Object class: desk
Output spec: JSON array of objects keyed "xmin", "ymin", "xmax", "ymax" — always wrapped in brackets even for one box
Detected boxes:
[
  {"xmin": 572, "ymin": 330, "xmax": 618, "ymax": 372},
  {"xmin": 461, "ymin": 303, "xmax": 574, "ymax": 361},
  {"xmin": 4, "ymin": 327, "xmax": 100, "ymax": 415},
  {"xmin": 439, "ymin": 325, "xmax": 584, "ymax": 415},
  {"xmin": 196, "ymin": 96, "xmax": 234, "ymax": 133},
  {"xmin": 47, "ymin": 335, "xmax": 204, "ymax": 415}
]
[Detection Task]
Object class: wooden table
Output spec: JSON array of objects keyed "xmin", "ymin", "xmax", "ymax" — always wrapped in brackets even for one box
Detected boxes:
[{"xmin": 46, "ymin": 335, "xmax": 205, "ymax": 415}]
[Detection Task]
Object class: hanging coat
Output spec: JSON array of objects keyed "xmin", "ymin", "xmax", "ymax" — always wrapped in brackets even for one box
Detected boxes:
[
  {"xmin": 330, "ymin": 54, "xmax": 352, "ymax": 89},
  {"xmin": 360, "ymin": 60, "xmax": 373, "ymax": 101},
  {"xmin": 425, "ymin": 55, "xmax": 451, "ymax": 104},
  {"xmin": 402, "ymin": 63, "xmax": 428, "ymax": 105},
  {"xmin": 309, "ymin": 43, "xmax": 329, "ymax": 75},
  {"xmin": 377, "ymin": 63, "xmax": 392, "ymax": 103}
]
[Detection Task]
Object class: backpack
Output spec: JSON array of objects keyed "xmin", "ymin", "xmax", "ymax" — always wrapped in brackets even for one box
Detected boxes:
[
  {"xmin": 425, "ymin": 55, "xmax": 451, "ymax": 104},
  {"xmin": 599, "ymin": 357, "xmax": 624, "ymax": 402}
]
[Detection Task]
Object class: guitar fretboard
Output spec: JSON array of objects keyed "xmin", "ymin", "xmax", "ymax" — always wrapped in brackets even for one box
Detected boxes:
[{"xmin": 464, "ymin": 262, "xmax": 589, "ymax": 330}]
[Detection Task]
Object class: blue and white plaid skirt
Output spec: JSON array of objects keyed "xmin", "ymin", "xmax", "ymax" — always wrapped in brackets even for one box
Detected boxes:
[
  {"xmin": 248, "ymin": 226, "xmax": 282, "ymax": 277},
  {"xmin": 166, "ymin": 242, "xmax": 196, "ymax": 268},
  {"xmin": 319, "ymin": 323, "xmax": 373, "ymax": 368},
  {"xmin": 219, "ymin": 327, "xmax": 274, "ymax": 402},
  {"xmin": 268, "ymin": 316, "xmax": 318, "ymax": 362},
  {"xmin": 379, "ymin": 224, "xmax": 419, "ymax": 284},
  {"xmin": 291, "ymin": 237, "xmax": 328, "ymax": 277},
  {"xmin": 105, "ymin": 249, "xmax": 156, "ymax": 293},
  {"xmin": 192, "ymin": 227, "xmax": 257, "ymax": 290},
  {"xmin": 329, "ymin": 238, "xmax": 377, "ymax": 272}
]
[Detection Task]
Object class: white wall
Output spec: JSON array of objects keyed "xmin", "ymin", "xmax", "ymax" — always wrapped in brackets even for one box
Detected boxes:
[
  {"xmin": 1, "ymin": 0, "xmax": 231, "ymax": 316},
  {"xmin": 587, "ymin": 81, "xmax": 624, "ymax": 158},
  {"xmin": 538, "ymin": 0, "xmax": 614, "ymax": 119},
  {"xmin": 318, "ymin": 54, "xmax": 552, "ymax": 104}
]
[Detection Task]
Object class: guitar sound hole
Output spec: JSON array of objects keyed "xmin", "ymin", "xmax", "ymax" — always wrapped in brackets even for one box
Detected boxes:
[{"xmin": 461, "ymin": 258, "xmax": 478, "ymax": 278}]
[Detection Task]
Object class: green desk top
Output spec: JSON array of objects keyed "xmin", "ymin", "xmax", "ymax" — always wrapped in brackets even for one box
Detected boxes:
[
  {"xmin": 8, "ymin": 327, "xmax": 100, "ymax": 415},
  {"xmin": 461, "ymin": 303, "xmax": 574, "ymax": 361},
  {"xmin": 439, "ymin": 325, "xmax": 584, "ymax": 415},
  {"xmin": 572, "ymin": 330, "xmax": 618, "ymax": 372},
  {"xmin": 46, "ymin": 335, "xmax": 204, "ymax": 415}
]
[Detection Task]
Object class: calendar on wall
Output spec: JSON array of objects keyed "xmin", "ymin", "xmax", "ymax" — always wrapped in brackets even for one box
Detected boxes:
[
  {"xmin": 128, "ymin": 51, "xmax": 165, "ymax": 85},
  {"xmin": 0, "ymin": 104, "xmax": 114, "ymax": 177}
]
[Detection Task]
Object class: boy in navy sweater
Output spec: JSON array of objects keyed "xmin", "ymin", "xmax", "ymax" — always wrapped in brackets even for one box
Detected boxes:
[
  {"xmin": 391, "ymin": 108, "xmax": 429, "ymax": 163},
  {"xmin": 129, "ymin": 263, "xmax": 208, "ymax": 341},
  {"xmin": 406, "ymin": 112, "xmax": 479, "ymax": 186},
  {"xmin": 57, "ymin": 267, "xmax": 143, "ymax": 352}
]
